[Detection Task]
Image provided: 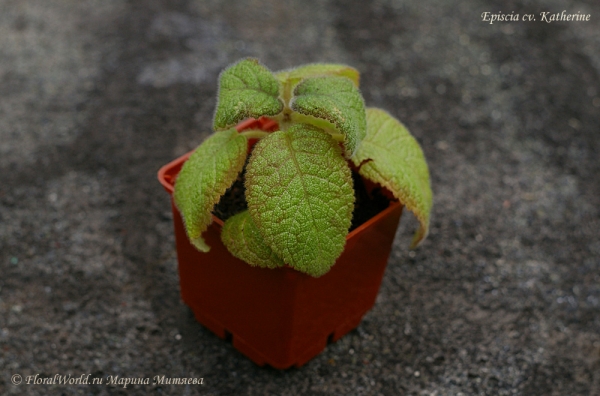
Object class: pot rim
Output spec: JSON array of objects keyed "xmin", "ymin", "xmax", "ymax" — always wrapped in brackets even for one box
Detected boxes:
[
  {"xmin": 158, "ymin": 152, "xmax": 401, "ymax": 239},
  {"xmin": 157, "ymin": 117, "xmax": 402, "ymax": 238}
]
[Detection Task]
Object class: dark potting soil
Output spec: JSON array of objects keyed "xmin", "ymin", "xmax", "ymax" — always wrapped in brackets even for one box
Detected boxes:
[
  {"xmin": 348, "ymin": 171, "xmax": 391, "ymax": 231},
  {"xmin": 212, "ymin": 165, "xmax": 391, "ymax": 232}
]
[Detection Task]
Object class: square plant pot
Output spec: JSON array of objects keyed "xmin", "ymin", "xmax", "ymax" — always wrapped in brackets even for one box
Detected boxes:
[{"xmin": 157, "ymin": 117, "xmax": 403, "ymax": 369}]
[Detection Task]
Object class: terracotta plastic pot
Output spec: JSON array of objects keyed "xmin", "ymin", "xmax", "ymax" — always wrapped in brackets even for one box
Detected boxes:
[{"xmin": 157, "ymin": 117, "xmax": 403, "ymax": 369}]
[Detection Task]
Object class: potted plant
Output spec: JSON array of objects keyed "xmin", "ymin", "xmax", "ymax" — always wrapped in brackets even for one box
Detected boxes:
[{"xmin": 158, "ymin": 58, "xmax": 432, "ymax": 369}]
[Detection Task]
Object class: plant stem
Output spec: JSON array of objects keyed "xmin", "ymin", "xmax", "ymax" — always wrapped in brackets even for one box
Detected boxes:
[
  {"xmin": 329, "ymin": 133, "xmax": 344, "ymax": 142},
  {"xmin": 240, "ymin": 130, "xmax": 270, "ymax": 139}
]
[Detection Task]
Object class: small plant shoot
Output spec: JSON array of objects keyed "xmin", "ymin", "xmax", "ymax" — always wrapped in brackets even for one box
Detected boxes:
[{"xmin": 174, "ymin": 58, "xmax": 433, "ymax": 277}]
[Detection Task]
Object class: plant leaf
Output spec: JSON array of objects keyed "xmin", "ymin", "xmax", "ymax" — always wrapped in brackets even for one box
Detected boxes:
[
  {"xmin": 351, "ymin": 108, "xmax": 433, "ymax": 248},
  {"xmin": 290, "ymin": 76, "xmax": 366, "ymax": 158},
  {"xmin": 221, "ymin": 210, "xmax": 285, "ymax": 269},
  {"xmin": 275, "ymin": 63, "xmax": 360, "ymax": 88},
  {"xmin": 173, "ymin": 128, "xmax": 248, "ymax": 252},
  {"xmin": 245, "ymin": 124, "xmax": 354, "ymax": 277},
  {"xmin": 213, "ymin": 58, "xmax": 283, "ymax": 130}
]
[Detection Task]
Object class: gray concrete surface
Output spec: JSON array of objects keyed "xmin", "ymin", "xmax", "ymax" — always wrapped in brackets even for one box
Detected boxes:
[{"xmin": 1, "ymin": 0, "xmax": 599, "ymax": 394}]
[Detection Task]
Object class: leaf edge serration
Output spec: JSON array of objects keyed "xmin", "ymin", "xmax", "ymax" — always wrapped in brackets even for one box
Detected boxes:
[
  {"xmin": 221, "ymin": 210, "xmax": 285, "ymax": 269},
  {"xmin": 173, "ymin": 128, "xmax": 248, "ymax": 252},
  {"xmin": 351, "ymin": 107, "xmax": 433, "ymax": 248},
  {"xmin": 213, "ymin": 58, "xmax": 284, "ymax": 130},
  {"xmin": 244, "ymin": 123, "xmax": 355, "ymax": 277},
  {"xmin": 290, "ymin": 75, "xmax": 366, "ymax": 158}
]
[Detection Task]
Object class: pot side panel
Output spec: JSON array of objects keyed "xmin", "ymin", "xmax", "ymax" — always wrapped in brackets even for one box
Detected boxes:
[{"xmin": 169, "ymin": 197, "xmax": 401, "ymax": 369}]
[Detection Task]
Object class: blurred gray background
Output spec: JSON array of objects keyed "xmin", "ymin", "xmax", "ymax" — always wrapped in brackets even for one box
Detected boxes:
[{"xmin": 1, "ymin": 0, "xmax": 599, "ymax": 394}]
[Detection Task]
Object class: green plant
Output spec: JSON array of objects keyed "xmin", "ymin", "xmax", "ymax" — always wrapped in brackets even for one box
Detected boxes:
[{"xmin": 174, "ymin": 58, "xmax": 433, "ymax": 277}]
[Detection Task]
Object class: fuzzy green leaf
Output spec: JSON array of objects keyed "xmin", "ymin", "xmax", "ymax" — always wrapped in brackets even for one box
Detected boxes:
[
  {"xmin": 275, "ymin": 63, "xmax": 360, "ymax": 88},
  {"xmin": 245, "ymin": 124, "xmax": 354, "ymax": 277},
  {"xmin": 213, "ymin": 58, "xmax": 283, "ymax": 130},
  {"xmin": 221, "ymin": 210, "xmax": 285, "ymax": 269},
  {"xmin": 290, "ymin": 76, "xmax": 366, "ymax": 158},
  {"xmin": 173, "ymin": 129, "xmax": 248, "ymax": 252},
  {"xmin": 351, "ymin": 108, "xmax": 433, "ymax": 248}
]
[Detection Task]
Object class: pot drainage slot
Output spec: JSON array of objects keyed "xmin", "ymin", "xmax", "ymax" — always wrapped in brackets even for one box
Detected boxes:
[
  {"xmin": 224, "ymin": 330, "xmax": 233, "ymax": 343},
  {"xmin": 327, "ymin": 333, "xmax": 335, "ymax": 345}
]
